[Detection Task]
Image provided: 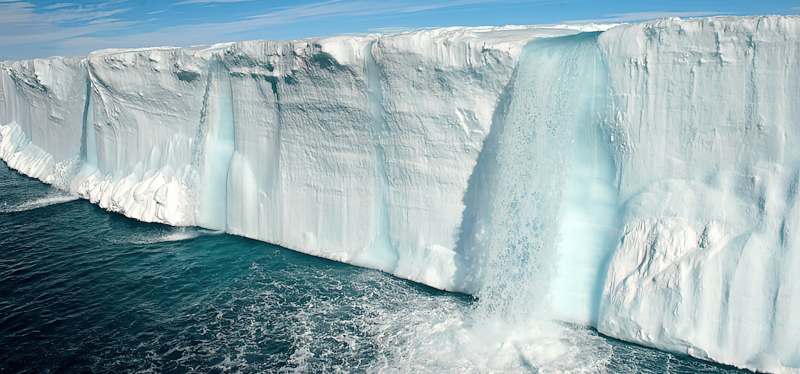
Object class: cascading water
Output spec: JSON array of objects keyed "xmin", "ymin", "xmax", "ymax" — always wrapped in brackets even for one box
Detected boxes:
[
  {"xmin": 193, "ymin": 59, "xmax": 235, "ymax": 231},
  {"xmin": 356, "ymin": 33, "xmax": 620, "ymax": 372},
  {"xmin": 430, "ymin": 32, "xmax": 620, "ymax": 371},
  {"xmin": 475, "ymin": 32, "xmax": 610, "ymax": 323}
]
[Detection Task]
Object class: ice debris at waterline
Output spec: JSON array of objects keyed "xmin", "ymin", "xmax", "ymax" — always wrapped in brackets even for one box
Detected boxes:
[{"xmin": 1, "ymin": 15, "xmax": 798, "ymax": 373}]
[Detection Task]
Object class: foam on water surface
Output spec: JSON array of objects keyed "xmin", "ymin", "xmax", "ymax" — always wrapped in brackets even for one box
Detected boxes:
[
  {"xmin": 120, "ymin": 227, "xmax": 202, "ymax": 245},
  {"xmin": 0, "ymin": 192, "xmax": 78, "ymax": 214}
]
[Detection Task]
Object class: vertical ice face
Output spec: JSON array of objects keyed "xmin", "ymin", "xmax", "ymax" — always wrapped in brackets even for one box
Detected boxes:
[
  {"xmin": 596, "ymin": 17, "xmax": 800, "ymax": 372},
  {"xmin": 76, "ymin": 46, "xmax": 221, "ymax": 224},
  {"xmin": 371, "ymin": 28, "xmax": 545, "ymax": 289},
  {"xmin": 0, "ymin": 57, "xmax": 86, "ymax": 183},
  {"xmin": 86, "ymin": 48, "xmax": 206, "ymax": 175},
  {"xmin": 211, "ymin": 28, "xmax": 581, "ymax": 290},
  {"xmin": 2, "ymin": 17, "xmax": 800, "ymax": 373},
  {"xmin": 219, "ymin": 37, "xmax": 386, "ymax": 268},
  {"xmin": 0, "ymin": 28, "xmax": 576, "ymax": 272}
]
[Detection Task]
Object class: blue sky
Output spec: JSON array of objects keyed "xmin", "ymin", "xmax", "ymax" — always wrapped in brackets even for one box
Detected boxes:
[{"xmin": 1, "ymin": 0, "xmax": 798, "ymax": 61}]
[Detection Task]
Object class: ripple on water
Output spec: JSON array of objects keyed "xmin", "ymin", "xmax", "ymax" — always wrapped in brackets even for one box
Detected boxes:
[{"xmin": 0, "ymin": 162, "xmax": 754, "ymax": 374}]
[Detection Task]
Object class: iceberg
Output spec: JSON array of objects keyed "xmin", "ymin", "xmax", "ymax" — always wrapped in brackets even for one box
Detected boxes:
[{"xmin": 1, "ymin": 16, "xmax": 799, "ymax": 373}]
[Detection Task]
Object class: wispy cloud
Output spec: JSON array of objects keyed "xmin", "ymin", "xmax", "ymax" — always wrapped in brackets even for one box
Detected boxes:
[
  {"xmin": 368, "ymin": 26, "xmax": 437, "ymax": 34},
  {"xmin": 0, "ymin": 1, "xmax": 135, "ymax": 47},
  {"xmin": 566, "ymin": 11, "xmax": 724, "ymax": 24},
  {"xmin": 173, "ymin": 0, "xmax": 252, "ymax": 5},
  {"xmin": 38, "ymin": 0, "xmax": 509, "ymax": 59},
  {"xmin": 62, "ymin": 0, "xmax": 511, "ymax": 51},
  {"xmin": 246, "ymin": 0, "xmax": 506, "ymax": 23},
  {"xmin": 0, "ymin": 0, "xmax": 744, "ymax": 61},
  {"xmin": 43, "ymin": 3, "xmax": 74, "ymax": 10}
]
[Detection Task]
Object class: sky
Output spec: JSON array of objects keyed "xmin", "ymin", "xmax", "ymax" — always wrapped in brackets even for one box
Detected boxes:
[{"xmin": 1, "ymin": 0, "xmax": 798, "ymax": 61}]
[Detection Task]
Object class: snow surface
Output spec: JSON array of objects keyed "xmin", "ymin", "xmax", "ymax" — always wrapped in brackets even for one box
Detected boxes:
[{"xmin": 1, "ymin": 16, "xmax": 799, "ymax": 373}]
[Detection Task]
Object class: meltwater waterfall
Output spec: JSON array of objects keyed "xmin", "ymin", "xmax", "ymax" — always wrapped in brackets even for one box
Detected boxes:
[{"xmin": 474, "ymin": 32, "xmax": 616, "ymax": 325}]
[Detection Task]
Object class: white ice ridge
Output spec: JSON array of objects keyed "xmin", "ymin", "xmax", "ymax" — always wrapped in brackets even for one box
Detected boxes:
[{"xmin": 1, "ymin": 16, "xmax": 799, "ymax": 373}]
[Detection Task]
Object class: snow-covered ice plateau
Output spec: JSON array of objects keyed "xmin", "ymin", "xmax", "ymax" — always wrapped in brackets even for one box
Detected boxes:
[{"xmin": 2, "ymin": 16, "xmax": 799, "ymax": 373}]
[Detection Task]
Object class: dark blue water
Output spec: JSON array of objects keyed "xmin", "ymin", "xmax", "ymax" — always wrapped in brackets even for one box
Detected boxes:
[{"xmin": 0, "ymin": 161, "xmax": 752, "ymax": 373}]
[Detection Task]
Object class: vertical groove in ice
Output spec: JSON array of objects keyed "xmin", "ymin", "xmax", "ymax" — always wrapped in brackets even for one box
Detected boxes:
[
  {"xmin": 360, "ymin": 41, "xmax": 399, "ymax": 272},
  {"xmin": 193, "ymin": 57, "xmax": 235, "ymax": 230},
  {"xmin": 79, "ymin": 75, "xmax": 97, "ymax": 167}
]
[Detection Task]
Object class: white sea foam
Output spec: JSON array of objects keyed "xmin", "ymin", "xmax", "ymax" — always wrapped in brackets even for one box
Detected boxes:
[
  {"xmin": 122, "ymin": 228, "xmax": 202, "ymax": 245},
  {"xmin": 0, "ymin": 193, "xmax": 79, "ymax": 214},
  {"xmin": 363, "ymin": 305, "xmax": 613, "ymax": 373}
]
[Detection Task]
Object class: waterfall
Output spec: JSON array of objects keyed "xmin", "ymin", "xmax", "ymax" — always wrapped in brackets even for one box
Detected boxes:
[{"xmin": 475, "ymin": 31, "xmax": 613, "ymax": 325}]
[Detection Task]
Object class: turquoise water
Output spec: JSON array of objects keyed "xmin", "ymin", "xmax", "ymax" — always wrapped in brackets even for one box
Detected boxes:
[{"xmin": 0, "ymin": 161, "xmax": 752, "ymax": 373}]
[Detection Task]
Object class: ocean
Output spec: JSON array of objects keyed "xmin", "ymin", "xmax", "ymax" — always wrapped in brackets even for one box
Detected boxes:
[{"xmin": 0, "ymin": 161, "xmax": 750, "ymax": 373}]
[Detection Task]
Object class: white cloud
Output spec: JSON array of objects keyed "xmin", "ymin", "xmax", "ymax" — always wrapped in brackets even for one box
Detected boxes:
[
  {"xmin": 566, "ymin": 11, "xmax": 724, "ymax": 24},
  {"xmin": 0, "ymin": 0, "xmax": 540, "ymax": 60},
  {"xmin": 49, "ymin": 0, "xmax": 511, "ymax": 56},
  {"xmin": 368, "ymin": 26, "xmax": 436, "ymax": 34},
  {"xmin": 43, "ymin": 3, "xmax": 74, "ymax": 10},
  {"xmin": 246, "ymin": 0, "xmax": 507, "ymax": 23},
  {"xmin": 173, "ymin": 0, "xmax": 251, "ymax": 5},
  {"xmin": 66, "ymin": 0, "xmax": 511, "ymax": 49},
  {"xmin": 0, "ymin": 1, "xmax": 134, "ymax": 47}
]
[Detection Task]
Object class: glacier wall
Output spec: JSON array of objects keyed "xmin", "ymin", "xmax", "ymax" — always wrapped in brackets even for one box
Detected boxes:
[
  {"xmin": 1, "ymin": 16, "xmax": 799, "ymax": 373},
  {"xmin": 597, "ymin": 17, "xmax": 800, "ymax": 372}
]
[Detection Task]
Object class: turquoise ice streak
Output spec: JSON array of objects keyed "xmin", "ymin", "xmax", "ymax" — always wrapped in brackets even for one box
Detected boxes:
[{"xmin": 0, "ymin": 162, "xmax": 752, "ymax": 373}]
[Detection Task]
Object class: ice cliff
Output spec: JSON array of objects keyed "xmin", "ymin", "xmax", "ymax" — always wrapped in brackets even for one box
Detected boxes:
[{"xmin": 1, "ymin": 16, "xmax": 799, "ymax": 373}]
